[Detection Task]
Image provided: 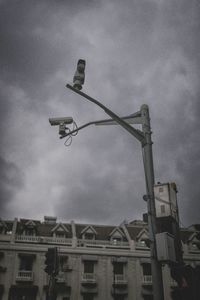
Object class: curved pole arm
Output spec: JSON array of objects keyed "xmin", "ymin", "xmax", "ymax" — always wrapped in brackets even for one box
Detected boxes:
[
  {"xmin": 60, "ymin": 112, "xmax": 144, "ymax": 139},
  {"xmin": 60, "ymin": 121, "xmax": 96, "ymax": 139},
  {"xmin": 66, "ymin": 84, "xmax": 145, "ymax": 145}
]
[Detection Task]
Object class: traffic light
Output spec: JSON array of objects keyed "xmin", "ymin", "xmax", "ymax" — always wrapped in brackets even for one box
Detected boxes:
[
  {"xmin": 44, "ymin": 247, "xmax": 58, "ymax": 275},
  {"xmin": 194, "ymin": 266, "xmax": 200, "ymax": 299},
  {"xmin": 194, "ymin": 232, "xmax": 200, "ymax": 249},
  {"xmin": 170, "ymin": 264, "xmax": 200, "ymax": 300},
  {"xmin": 73, "ymin": 59, "xmax": 86, "ymax": 90}
]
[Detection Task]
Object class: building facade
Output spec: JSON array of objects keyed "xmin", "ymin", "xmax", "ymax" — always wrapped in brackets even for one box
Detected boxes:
[{"xmin": 0, "ymin": 216, "xmax": 200, "ymax": 300}]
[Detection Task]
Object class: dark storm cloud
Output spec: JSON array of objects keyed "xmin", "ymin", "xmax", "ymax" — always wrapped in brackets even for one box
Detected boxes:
[
  {"xmin": 166, "ymin": 93, "xmax": 200, "ymax": 225},
  {"xmin": 0, "ymin": 156, "xmax": 24, "ymax": 217},
  {"xmin": 0, "ymin": 0, "xmax": 101, "ymax": 99},
  {"xmin": 151, "ymin": 1, "xmax": 200, "ymax": 225},
  {"xmin": 0, "ymin": 0, "xmax": 200, "ymax": 226},
  {"xmin": 55, "ymin": 132, "xmax": 145, "ymax": 224}
]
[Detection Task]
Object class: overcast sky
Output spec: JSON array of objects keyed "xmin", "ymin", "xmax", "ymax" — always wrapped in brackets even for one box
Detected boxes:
[{"xmin": 0, "ymin": 0, "xmax": 200, "ymax": 226}]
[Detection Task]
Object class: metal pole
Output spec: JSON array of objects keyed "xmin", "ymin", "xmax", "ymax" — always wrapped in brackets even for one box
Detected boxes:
[
  {"xmin": 48, "ymin": 275, "xmax": 57, "ymax": 300},
  {"xmin": 66, "ymin": 85, "xmax": 164, "ymax": 299},
  {"xmin": 113, "ymin": 262, "xmax": 116, "ymax": 300},
  {"xmin": 141, "ymin": 104, "xmax": 164, "ymax": 300}
]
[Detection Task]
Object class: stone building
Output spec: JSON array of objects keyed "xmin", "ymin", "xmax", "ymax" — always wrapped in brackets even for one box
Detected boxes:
[{"xmin": 0, "ymin": 216, "xmax": 199, "ymax": 300}]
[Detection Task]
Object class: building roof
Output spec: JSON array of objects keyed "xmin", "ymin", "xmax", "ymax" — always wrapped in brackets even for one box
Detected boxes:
[{"xmin": 4, "ymin": 217, "xmax": 200, "ymax": 244}]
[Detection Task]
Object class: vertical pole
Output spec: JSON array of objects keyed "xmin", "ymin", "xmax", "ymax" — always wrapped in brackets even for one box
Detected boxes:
[
  {"xmin": 112, "ymin": 258, "xmax": 116, "ymax": 300},
  {"xmin": 162, "ymin": 264, "xmax": 172, "ymax": 300},
  {"xmin": 141, "ymin": 104, "xmax": 164, "ymax": 300},
  {"xmin": 48, "ymin": 275, "xmax": 57, "ymax": 300},
  {"xmin": 113, "ymin": 263, "xmax": 116, "ymax": 300}
]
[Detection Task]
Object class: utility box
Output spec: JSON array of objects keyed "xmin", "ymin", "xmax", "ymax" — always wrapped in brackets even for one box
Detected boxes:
[
  {"xmin": 156, "ymin": 232, "xmax": 176, "ymax": 263},
  {"xmin": 154, "ymin": 182, "xmax": 178, "ymax": 221}
]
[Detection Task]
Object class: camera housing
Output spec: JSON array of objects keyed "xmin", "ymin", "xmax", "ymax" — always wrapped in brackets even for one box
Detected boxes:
[
  {"xmin": 49, "ymin": 117, "xmax": 73, "ymax": 137},
  {"xmin": 49, "ymin": 117, "xmax": 73, "ymax": 126},
  {"xmin": 73, "ymin": 59, "xmax": 86, "ymax": 90}
]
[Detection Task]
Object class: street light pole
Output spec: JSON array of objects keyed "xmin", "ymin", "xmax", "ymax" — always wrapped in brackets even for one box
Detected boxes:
[
  {"xmin": 141, "ymin": 104, "xmax": 164, "ymax": 300},
  {"xmin": 65, "ymin": 84, "xmax": 164, "ymax": 299}
]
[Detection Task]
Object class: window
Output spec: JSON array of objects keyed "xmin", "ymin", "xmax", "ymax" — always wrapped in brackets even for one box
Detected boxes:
[
  {"xmin": 0, "ymin": 226, "xmax": 7, "ymax": 235},
  {"xmin": 142, "ymin": 263, "xmax": 151, "ymax": 276},
  {"xmin": 140, "ymin": 239, "xmax": 146, "ymax": 246},
  {"xmin": 24, "ymin": 228, "xmax": 34, "ymax": 236},
  {"xmin": 84, "ymin": 261, "xmax": 94, "ymax": 274},
  {"xmin": 9, "ymin": 290, "xmax": 36, "ymax": 300},
  {"xmin": 56, "ymin": 232, "xmax": 65, "ymax": 238},
  {"xmin": 160, "ymin": 205, "xmax": 165, "ymax": 214},
  {"xmin": 113, "ymin": 262, "xmax": 124, "ymax": 275},
  {"xmin": 83, "ymin": 295, "xmax": 94, "ymax": 300},
  {"xmin": 19, "ymin": 257, "xmax": 33, "ymax": 271},
  {"xmin": 115, "ymin": 296, "xmax": 125, "ymax": 300},
  {"xmin": 84, "ymin": 233, "xmax": 94, "ymax": 240},
  {"xmin": 112, "ymin": 237, "xmax": 122, "ymax": 244},
  {"xmin": 159, "ymin": 187, "xmax": 164, "ymax": 193},
  {"xmin": 9, "ymin": 287, "xmax": 36, "ymax": 300},
  {"xmin": 143, "ymin": 296, "xmax": 153, "ymax": 300},
  {"xmin": 191, "ymin": 242, "xmax": 199, "ymax": 250},
  {"xmin": 59, "ymin": 256, "xmax": 68, "ymax": 272},
  {"xmin": 14, "ymin": 295, "xmax": 35, "ymax": 300}
]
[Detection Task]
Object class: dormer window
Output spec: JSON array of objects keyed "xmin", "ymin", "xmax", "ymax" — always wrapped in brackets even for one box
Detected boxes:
[
  {"xmin": 112, "ymin": 237, "xmax": 122, "ymax": 245},
  {"xmin": 51, "ymin": 223, "xmax": 69, "ymax": 239},
  {"xmin": 189, "ymin": 241, "xmax": 200, "ymax": 252},
  {"xmin": 140, "ymin": 239, "xmax": 146, "ymax": 247},
  {"xmin": 136, "ymin": 228, "xmax": 149, "ymax": 249},
  {"xmin": 84, "ymin": 233, "xmax": 95, "ymax": 240},
  {"xmin": 188, "ymin": 233, "xmax": 200, "ymax": 252},
  {"xmin": 56, "ymin": 231, "xmax": 66, "ymax": 238},
  {"xmin": 137, "ymin": 238, "xmax": 149, "ymax": 248},
  {"xmin": 24, "ymin": 228, "xmax": 35, "ymax": 236},
  {"xmin": 0, "ymin": 226, "xmax": 5, "ymax": 234},
  {"xmin": 192, "ymin": 243, "xmax": 198, "ymax": 249},
  {"xmin": 109, "ymin": 227, "xmax": 126, "ymax": 245},
  {"xmin": 81, "ymin": 226, "xmax": 97, "ymax": 241},
  {"xmin": 23, "ymin": 220, "xmax": 36, "ymax": 236},
  {"xmin": 0, "ymin": 221, "xmax": 8, "ymax": 235}
]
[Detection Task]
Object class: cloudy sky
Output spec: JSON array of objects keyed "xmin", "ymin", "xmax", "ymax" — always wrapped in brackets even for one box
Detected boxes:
[{"xmin": 0, "ymin": 0, "xmax": 200, "ymax": 226}]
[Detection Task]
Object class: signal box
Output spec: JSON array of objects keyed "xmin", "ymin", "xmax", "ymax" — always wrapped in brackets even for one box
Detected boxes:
[{"xmin": 154, "ymin": 182, "xmax": 178, "ymax": 221}]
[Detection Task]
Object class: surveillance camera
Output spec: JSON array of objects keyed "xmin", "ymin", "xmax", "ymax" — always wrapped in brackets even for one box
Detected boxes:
[
  {"xmin": 77, "ymin": 59, "xmax": 86, "ymax": 71},
  {"xmin": 73, "ymin": 59, "xmax": 86, "ymax": 90},
  {"xmin": 59, "ymin": 123, "xmax": 66, "ymax": 136},
  {"xmin": 49, "ymin": 117, "xmax": 73, "ymax": 126}
]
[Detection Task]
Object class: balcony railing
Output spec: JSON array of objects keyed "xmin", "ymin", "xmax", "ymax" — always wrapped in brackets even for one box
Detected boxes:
[
  {"xmin": 0, "ymin": 233, "xmax": 12, "ymax": 242},
  {"xmin": 81, "ymin": 273, "xmax": 97, "ymax": 284},
  {"xmin": 15, "ymin": 235, "xmax": 130, "ymax": 248},
  {"xmin": 15, "ymin": 235, "xmax": 72, "ymax": 245},
  {"xmin": 113, "ymin": 274, "xmax": 127, "ymax": 285},
  {"xmin": 16, "ymin": 270, "xmax": 34, "ymax": 282},
  {"xmin": 142, "ymin": 275, "xmax": 177, "ymax": 286},
  {"xmin": 15, "ymin": 235, "xmax": 40, "ymax": 243},
  {"xmin": 142, "ymin": 275, "xmax": 152, "ymax": 285},
  {"xmin": 171, "ymin": 279, "xmax": 178, "ymax": 287},
  {"xmin": 78, "ymin": 239, "xmax": 130, "ymax": 249},
  {"xmin": 188, "ymin": 243, "xmax": 200, "ymax": 253},
  {"xmin": 56, "ymin": 272, "xmax": 66, "ymax": 283},
  {"xmin": 136, "ymin": 242, "xmax": 149, "ymax": 250}
]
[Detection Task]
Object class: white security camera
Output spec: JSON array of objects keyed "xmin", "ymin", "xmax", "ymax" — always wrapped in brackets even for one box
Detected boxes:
[
  {"xmin": 49, "ymin": 117, "xmax": 73, "ymax": 126},
  {"xmin": 73, "ymin": 59, "xmax": 86, "ymax": 90},
  {"xmin": 49, "ymin": 117, "xmax": 73, "ymax": 137}
]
